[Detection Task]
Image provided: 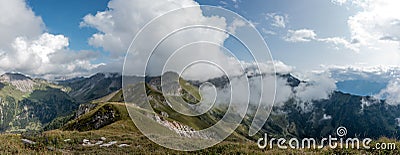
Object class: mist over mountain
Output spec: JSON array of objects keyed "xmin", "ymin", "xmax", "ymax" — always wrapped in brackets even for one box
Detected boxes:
[
  {"xmin": 0, "ymin": 70, "xmax": 398, "ymax": 142},
  {"xmin": 328, "ymin": 66, "xmax": 400, "ymax": 104}
]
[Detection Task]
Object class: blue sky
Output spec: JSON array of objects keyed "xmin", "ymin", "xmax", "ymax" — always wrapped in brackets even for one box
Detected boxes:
[
  {"xmin": 26, "ymin": 0, "xmax": 356, "ymax": 69},
  {"xmin": 27, "ymin": 0, "xmax": 110, "ymax": 51},
  {"xmin": 1, "ymin": 0, "xmax": 400, "ymax": 78},
  {"xmin": 1, "ymin": 0, "xmax": 399, "ymax": 102}
]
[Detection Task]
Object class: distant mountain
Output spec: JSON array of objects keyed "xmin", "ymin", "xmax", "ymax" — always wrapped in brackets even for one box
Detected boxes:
[
  {"xmin": 0, "ymin": 72, "xmax": 137, "ymax": 133},
  {"xmin": 0, "ymin": 73, "xmax": 78, "ymax": 132},
  {"xmin": 0, "ymin": 73, "xmax": 36, "ymax": 92},
  {"xmin": 336, "ymin": 79, "xmax": 387, "ymax": 96},
  {"xmin": 144, "ymin": 72, "xmax": 400, "ymax": 139},
  {"xmin": 328, "ymin": 66, "xmax": 400, "ymax": 96},
  {"xmin": 2, "ymin": 71, "xmax": 399, "ymax": 142},
  {"xmin": 57, "ymin": 73, "xmax": 123, "ymax": 103},
  {"xmin": 58, "ymin": 71, "xmax": 400, "ymax": 142}
]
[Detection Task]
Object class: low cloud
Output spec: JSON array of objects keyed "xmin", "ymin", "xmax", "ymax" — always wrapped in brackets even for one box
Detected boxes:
[
  {"xmin": 325, "ymin": 65, "xmax": 400, "ymax": 82},
  {"xmin": 294, "ymin": 73, "xmax": 337, "ymax": 102},
  {"xmin": 200, "ymin": 61, "xmax": 336, "ymax": 112},
  {"xmin": 375, "ymin": 78, "xmax": 400, "ymax": 105}
]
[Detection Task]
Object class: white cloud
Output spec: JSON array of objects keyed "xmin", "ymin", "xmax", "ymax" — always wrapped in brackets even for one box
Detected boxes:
[
  {"xmin": 82, "ymin": 0, "xmax": 277, "ymax": 82},
  {"xmin": 228, "ymin": 18, "xmax": 247, "ymax": 35},
  {"xmin": 331, "ymin": 0, "xmax": 347, "ymax": 5},
  {"xmin": 347, "ymin": 0, "xmax": 400, "ymax": 50},
  {"xmin": 81, "ymin": 0, "xmax": 204, "ymax": 55},
  {"xmin": 375, "ymin": 78, "xmax": 400, "ymax": 105},
  {"xmin": 261, "ymin": 28, "xmax": 276, "ymax": 35},
  {"xmin": 266, "ymin": 13, "xmax": 288, "ymax": 28},
  {"xmin": 0, "ymin": 0, "xmax": 43, "ymax": 50},
  {"xmin": 231, "ymin": 0, "xmax": 239, "ymax": 8},
  {"xmin": 199, "ymin": 60, "xmax": 337, "ymax": 113},
  {"xmin": 242, "ymin": 60, "xmax": 294, "ymax": 76},
  {"xmin": 284, "ymin": 29, "xmax": 359, "ymax": 51},
  {"xmin": 286, "ymin": 0, "xmax": 400, "ymax": 66},
  {"xmin": 324, "ymin": 65, "xmax": 400, "ymax": 82},
  {"xmin": 360, "ymin": 97, "xmax": 380, "ymax": 112},
  {"xmin": 0, "ymin": 0, "xmax": 102, "ymax": 78},
  {"xmin": 285, "ymin": 29, "xmax": 316, "ymax": 42},
  {"xmin": 0, "ymin": 33, "xmax": 102, "ymax": 78},
  {"xmin": 294, "ymin": 73, "xmax": 337, "ymax": 102},
  {"xmin": 322, "ymin": 114, "xmax": 332, "ymax": 120},
  {"xmin": 317, "ymin": 37, "xmax": 359, "ymax": 51}
]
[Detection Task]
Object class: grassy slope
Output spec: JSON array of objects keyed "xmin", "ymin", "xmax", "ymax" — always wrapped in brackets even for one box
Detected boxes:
[
  {"xmin": 0, "ymin": 100, "xmax": 398, "ymax": 154},
  {"xmin": 2, "ymin": 120, "xmax": 400, "ymax": 154},
  {"xmin": 1, "ymin": 79, "xmax": 399, "ymax": 154},
  {"xmin": 0, "ymin": 80, "xmax": 77, "ymax": 132}
]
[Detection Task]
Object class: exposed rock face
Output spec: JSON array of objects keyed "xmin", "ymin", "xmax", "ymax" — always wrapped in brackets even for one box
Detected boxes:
[
  {"xmin": 63, "ymin": 104, "xmax": 120, "ymax": 131},
  {"xmin": 75, "ymin": 103, "xmax": 98, "ymax": 119},
  {"xmin": 0, "ymin": 73, "xmax": 37, "ymax": 92},
  {"xmin": 153, "ymin": 114, "xmax": 212, "ymax": 139},
  {"xmin": 146, "ymin": 76, "xmax": 161, "ymax": 91},
  {"xmin": 90, "ymin": 105, "xmax": 118, "ymax": 130}
]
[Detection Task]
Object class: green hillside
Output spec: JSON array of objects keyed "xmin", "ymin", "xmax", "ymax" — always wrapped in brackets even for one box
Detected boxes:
[
  {"xmin": 1, "ymin": 90, "xmax": 398, "ymax": 154},
  {"xmin": 0, "ymin": 73, "xmax": 78, "ymax": 132}
]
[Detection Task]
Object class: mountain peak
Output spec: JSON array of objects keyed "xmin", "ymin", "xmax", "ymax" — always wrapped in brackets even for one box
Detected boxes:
[
  {"xmin": 0, "ymin": 72, "xmax": 36, "ymax": 92},
  {"xmin": 93, "ymin": 72, "xmax": 121, "ymax": 79},
  {"xmin": 0, "ymin": 73, "xmax": 32, "ymax": 82}
]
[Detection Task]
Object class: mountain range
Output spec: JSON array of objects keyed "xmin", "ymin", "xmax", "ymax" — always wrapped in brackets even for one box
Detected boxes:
[{"xmin": 0, "ymin": 71, "xmax": 399, "ymax": 142}]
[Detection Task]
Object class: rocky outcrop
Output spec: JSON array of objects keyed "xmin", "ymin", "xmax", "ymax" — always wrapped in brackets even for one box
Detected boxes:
[
  {"xmin": 0, "ymin": 73, "xmax": 37, "ymax": 92},
  {"xmin": 63, "ymin": 104, "xmax": 120, "ymax": 131},
  {"xmin": 75, "ymin": 103, "xmax": 98, "ymax": 119},
  {"xmin": 152, "ymin": 114, "xmax": 212, "ymax": 139}
]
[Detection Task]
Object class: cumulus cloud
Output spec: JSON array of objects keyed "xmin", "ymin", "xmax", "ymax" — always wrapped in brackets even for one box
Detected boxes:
[
  {"xmin": 284, "ymin": 29, "xmax": 316, "ymax": 42},
  {"xmin": 83, "ymin": 0, "xmax": 277, "ymax": 83},
  {"xmin": 0, "ymin": 0, "xmax": 103, "ymax": 79},
  {"xmin": 0, "ymin": 33, "xmax": 103, "ymax": 78},
  {"xmin": 346, "ymin": 0, "xmax": 400, "ymax": 51},
  {"xmin": 81, "ymin": 0, "xmax": 204, "ymax": 55},
  {"xmin": 81, "ymin": 0, "xmax": 238, "ymax": 80},
  {"xmin": 375, "ymin": 78, "xmax": 400, "ymax": 105},
  {"xmin": 291, "ymin": 0, "xmax": 400, "ymax": 62},
  {"xmin": 0, "ymin": 0, "xmax": 43, "ymax": 49}
]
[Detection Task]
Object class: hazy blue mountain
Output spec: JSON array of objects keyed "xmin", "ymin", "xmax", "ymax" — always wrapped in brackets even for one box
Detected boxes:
[{"xmin": 336, "ymin": 80, "xmax": 387, "ymax": 96}]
